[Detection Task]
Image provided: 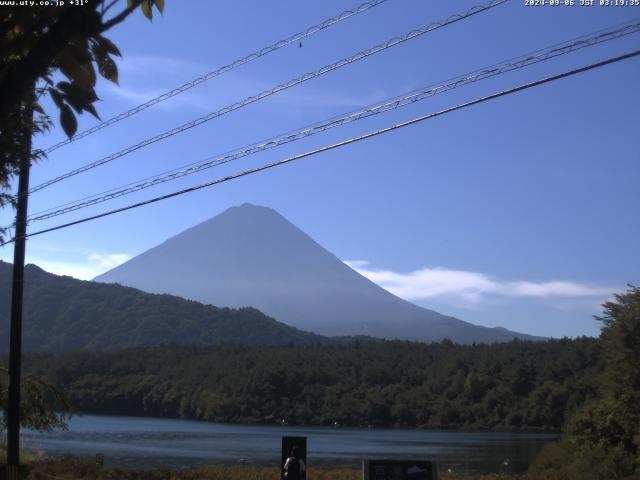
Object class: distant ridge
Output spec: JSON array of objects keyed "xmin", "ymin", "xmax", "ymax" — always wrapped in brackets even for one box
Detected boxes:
[
  {"xmin": 96, "ymin": 203, "xmax": 542, "ymax": 344},
  {"xmin": 0, "ymin": 261, "xmax": 331, "ymax": 353}
]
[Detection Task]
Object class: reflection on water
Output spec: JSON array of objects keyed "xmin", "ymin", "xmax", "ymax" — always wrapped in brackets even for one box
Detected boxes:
[{"xmin": 24, "ymin": 414, "xmax": 559, "ymax": 475}]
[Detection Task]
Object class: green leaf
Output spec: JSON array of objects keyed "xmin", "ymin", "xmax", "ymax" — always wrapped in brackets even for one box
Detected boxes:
[
  {"xmin": 84, "ymin": 103, "xmax": 100, "ymax": 120},
  {"xmin": 68, "ymin": 39, "xmax": 92, "ymax": 65},
  {"xmin": 155, "ymin": 0, "xmax": 165, "ymax": 14},
  {"xmin": 57, "ymin": 47, "xmax": 96, "ymax": 89},
  {"xmin": 56, "ymin": 81, "xmax": 72, "ymax": 92},
  {"xmin": 63, "ymin": 93, "xmax": 84, "ymax": 114},
  {"xmin": 97, "ymin": 55, "xmax": 119, "ymax": 85},
  {"xmin": 57, "ymin": 81, "xmax": 98, "ymax": 103},
  {"xmin": 96, "ymin": 35, "xmax": 122, "ymax": 57},
  {"xmin": 49, "ymin": 88, "xmax": 64, "ymax": 109},
  {"xmin": 91, "ymin": 40, "xmax": 119, "ymax": 85},
  {"xmin": 141, "ymin": 0, "xmax": 152, "ymax": 20},
  {"xmin": 56, "ymin": 82, "xmax": 101, "ymax": 118},
  {"xmin": 62, "ymin": 89, "xmax": 93, "ymax": 115},
  {"xmin": 60, "ymin": 104, "xmax": 77, "ymax": 138}
]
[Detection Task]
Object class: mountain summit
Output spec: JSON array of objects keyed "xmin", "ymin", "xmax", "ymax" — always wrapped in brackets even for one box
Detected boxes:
[{"xmin": 95, "ymin": 203, "xmax": 539, "ymax": 343}]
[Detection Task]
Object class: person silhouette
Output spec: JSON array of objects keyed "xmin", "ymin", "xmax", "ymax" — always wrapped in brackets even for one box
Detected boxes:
[{"xmin": 283, "ymin": 446, "xmax": 306, "ymax": 480}]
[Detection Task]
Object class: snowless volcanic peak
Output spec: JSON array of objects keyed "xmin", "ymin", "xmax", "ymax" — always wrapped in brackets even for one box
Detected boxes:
[{"xmin": 95, "ymin": 203, "xmax": 541, "ymax": 344}]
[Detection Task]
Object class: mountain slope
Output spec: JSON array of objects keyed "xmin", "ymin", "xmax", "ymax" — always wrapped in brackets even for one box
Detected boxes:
[
  {"xmin": 96, "ymin": 203, "xmax": 540, "ymax": 343},
  {"xmin": 0, "ymin": 261, "xmax": 329, "ymax": 353}
]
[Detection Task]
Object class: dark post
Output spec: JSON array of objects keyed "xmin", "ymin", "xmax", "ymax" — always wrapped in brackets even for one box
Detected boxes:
[{"xmin": 5, "ymin": 88, "xmax": 34, "ymax": 480}]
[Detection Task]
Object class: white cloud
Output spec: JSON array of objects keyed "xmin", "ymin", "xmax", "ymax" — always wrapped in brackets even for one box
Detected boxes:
[
  {"xmin": 505, "ymin": 281, "xmax": 611, "ymax": 298},
  {"xmin": 100, "ymin": 84, "xmax": 163, "ymax": 104},
  {"xmin": 116, "ymin": 55, "xmax": 207, "ymax": 76},
  {"xmin": 101, "ymin": 53, "xmax": 392, "ymax": 112},
  {"xmin": 21, "ymin": 252, "xmax": 132, "ymax": 281},
  {"xmin": 273, "ymin": 87, "xmax": 390, "ymax": 109},
  {"xmin": 99, "ymin": 84, "xmax": 207, "ymax": 111},
  {"xmin": 344, "ymin": 259, "xmax": 370, "ymax": 268},
  {"xmin": 87, "ymin": 253, "xmax": 132, "ymax": 271},
  {"xmin": 26, "ymin": 260, "xmax": 104, "ymax": 281},
  {"xmin": 344, "ymin": 261, "xmax": 616, "ymax": 308},
  {"xmin": 95, "ymin": 54, "xmax": 215, "ymax": 111}
]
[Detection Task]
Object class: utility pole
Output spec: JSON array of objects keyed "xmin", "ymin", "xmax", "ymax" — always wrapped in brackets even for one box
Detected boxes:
[{"xmin": 5, "ymin": 88, "xmax": 34, "ymax": 480}]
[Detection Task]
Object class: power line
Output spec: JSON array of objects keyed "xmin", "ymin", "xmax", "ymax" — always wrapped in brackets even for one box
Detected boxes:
[
  {"xmin": 41, "ymin": 0, "xmax": 391, "ymax": 155},
  {"xmin": 23, "ymin": 20, "xmax": 640, "ymax": 224},
  {"xmin": 27, "ymin": 0, "xmax": 509, "ymax": 196},
  {"xmin": 2, "ymin": 48, "xmax": 636, "ymax": 247}
]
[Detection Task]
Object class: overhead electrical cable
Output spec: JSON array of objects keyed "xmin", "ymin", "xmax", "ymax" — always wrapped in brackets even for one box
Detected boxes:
[
  {"xmin": 42, "ymin": 0, "xmax": 391, "ymax": 154},
  {"xmin": 1, "ymin": 49, "xmax": 636, "ymax": 247},
  {"xmin": 23, "ymin": 20, "xmax": 640, "ymax": 224},
  {"xmin": 27, "ymin": 0, "xmax": 509, "ymax": 196}
]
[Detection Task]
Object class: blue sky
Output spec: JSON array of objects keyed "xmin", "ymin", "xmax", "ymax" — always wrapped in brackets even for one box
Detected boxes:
[{"xmin": 1, "ymin": 0, "xmax": 639, "ymax": 338}]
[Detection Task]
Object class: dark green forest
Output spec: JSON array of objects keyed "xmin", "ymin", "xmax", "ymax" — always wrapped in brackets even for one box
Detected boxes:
[
  {"xmin": 23, "ymin": 337, "xmax": 601, "ymax": 431},
  {"xmin": 0, "ymin": 262, "xmax": 330, "ymax": 351},
  {"xmin": 528, "ymin": 286, "xmax": 640, "ymax": 478}
]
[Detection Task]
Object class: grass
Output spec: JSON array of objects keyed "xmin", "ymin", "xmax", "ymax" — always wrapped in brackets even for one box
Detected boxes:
[
  {"xmin": 0, "ymin": 449, "xmax": 34, "ymax": 465},
  {"xmin": 26, "ymin": 458, "xmax": 365, "ymax": 480},
  {"xmin": 21, "ymin": 457, "xmax": 537, "ymax": 480}
]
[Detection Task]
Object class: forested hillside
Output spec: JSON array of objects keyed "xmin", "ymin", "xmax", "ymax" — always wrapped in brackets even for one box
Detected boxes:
[
  {"xmin": 24, "ymin": 337, "xmax": 601, "ymax": 431},
  {"xmin": 0, "ymin": 262, "xmax": 330, "ymax": 352}
]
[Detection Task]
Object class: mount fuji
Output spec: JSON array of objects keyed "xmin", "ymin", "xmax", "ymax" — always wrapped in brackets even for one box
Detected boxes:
[{"xmin": 95, "ymin": 203, "xmax": 540, "ymax": 343}]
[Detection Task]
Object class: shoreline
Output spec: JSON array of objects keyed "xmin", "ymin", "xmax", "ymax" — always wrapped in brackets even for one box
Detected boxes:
[{"xmin": 51, "ymin": 411, "xmax": 563, "ymax": 436}]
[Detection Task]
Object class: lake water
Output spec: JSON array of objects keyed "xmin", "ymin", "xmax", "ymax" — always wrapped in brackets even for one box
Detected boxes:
[{"xmin": 24, "ymin": 415, "xmax": 559, "ymax": 475}]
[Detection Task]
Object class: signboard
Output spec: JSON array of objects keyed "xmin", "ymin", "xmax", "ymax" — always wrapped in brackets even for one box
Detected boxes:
[
  {"xmin": 363, "ymin": 460, "xmax": 437, "ymax": 480},
  {"xmin": 281, "ymin": 436, "xmax": 307, "ymax": 480}
]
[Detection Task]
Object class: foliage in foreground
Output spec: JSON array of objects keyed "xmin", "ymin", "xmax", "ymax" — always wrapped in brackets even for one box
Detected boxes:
[
  {"xmin": 0, "ymin": 366, "xmax": 70, "ymax": 434},
  {"xmin": 529, "ymin": 286, "xmax": 640, "ymax": 479},
  {"xmin": 0, "ymin": 1, "xmax": 163, "ymax": 241}
]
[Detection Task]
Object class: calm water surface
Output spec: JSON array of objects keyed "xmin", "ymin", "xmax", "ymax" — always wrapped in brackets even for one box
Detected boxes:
[{"xmin": 24, "ymin": 415, "xmax": 559, "ymax": 475}]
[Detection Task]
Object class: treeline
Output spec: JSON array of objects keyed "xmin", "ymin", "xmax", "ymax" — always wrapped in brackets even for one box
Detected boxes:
[
  {"xmin": 0, "ymin": 262, "xmax": 329, "ymax": 352},
  {"xmin": 24, "ymin": 337, "xmax": 601, "ymax": 431}
]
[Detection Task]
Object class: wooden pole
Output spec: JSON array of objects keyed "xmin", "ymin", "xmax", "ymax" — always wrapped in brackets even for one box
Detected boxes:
[{"xmin": 6, "ymin": 86, "xmax": 34, "ymax": 480}]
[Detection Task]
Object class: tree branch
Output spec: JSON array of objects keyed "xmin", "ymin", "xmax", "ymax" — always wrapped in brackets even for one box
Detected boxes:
[
  {"xmin": 101, "ymin": 0, "xmax": 120, "ymax": 16},
  {"xmin": 100, "ymin": 0, "xmax": 144, "ymax": 33}
]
